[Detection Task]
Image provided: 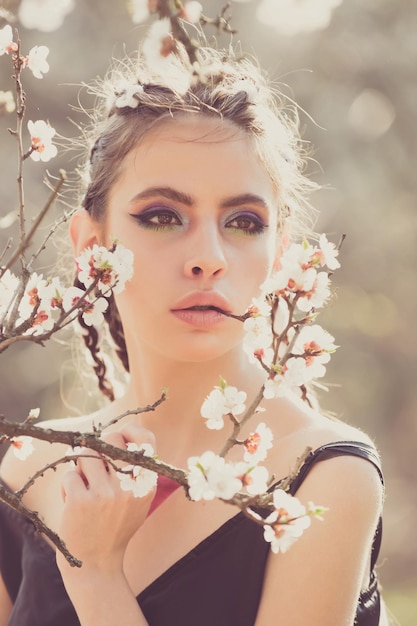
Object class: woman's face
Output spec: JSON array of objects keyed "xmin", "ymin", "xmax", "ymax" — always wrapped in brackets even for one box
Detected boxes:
[{"xmin": 103, "ymin": 116, "xmax": 279, "ymax": 364}]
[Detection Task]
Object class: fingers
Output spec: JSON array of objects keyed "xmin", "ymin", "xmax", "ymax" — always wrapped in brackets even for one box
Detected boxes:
[
  {"xmin": 104, "ymin": 423, "xmax": 156, "ymax": 452},
  {"xmin": 62, "ymin": 425, "xmax": 156, "ymax": 497}
]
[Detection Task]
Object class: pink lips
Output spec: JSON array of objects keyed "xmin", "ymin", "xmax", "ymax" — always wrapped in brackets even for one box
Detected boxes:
[{"xmin": 171, "ymin": 292, "xmax": 232, "ymax": 328}]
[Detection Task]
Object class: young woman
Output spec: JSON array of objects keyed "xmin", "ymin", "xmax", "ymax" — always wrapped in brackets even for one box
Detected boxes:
[{"xmin": 0, "ymin": 41, "xmax": 385, "ymax": 626}]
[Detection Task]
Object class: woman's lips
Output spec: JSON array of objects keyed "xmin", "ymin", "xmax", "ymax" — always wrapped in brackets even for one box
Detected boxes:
[
  {"xmin": 171, "ymin": 293, "xmax": 232, "ymax": 327},
  {"xmin": 171, "ymin": 306, "xmax": 227, "ymax": 327}
]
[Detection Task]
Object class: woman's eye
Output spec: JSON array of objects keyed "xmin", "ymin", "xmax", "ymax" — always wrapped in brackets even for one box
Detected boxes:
[
  {"xmin": 130, "ymin": 208, "xmax": 182, "ymax": 230},
  {"xmin": 226, "ymin": 213, "xmax": 267, "ymax": 235}
]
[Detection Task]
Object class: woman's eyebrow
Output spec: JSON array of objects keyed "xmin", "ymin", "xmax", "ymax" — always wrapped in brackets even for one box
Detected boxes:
[
  {"xmin": 129, "ymin": 188, "xmax": 270, "ymax": 211},
  {"xmin": 220, "ymin": 193, "xmax": 270, "ymax": 210},
  {"xmin": 129, "ymin": 186, "xmax": 194, "ymax": 206}
]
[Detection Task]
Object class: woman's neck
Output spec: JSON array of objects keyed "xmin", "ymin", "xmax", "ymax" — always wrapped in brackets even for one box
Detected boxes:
[{"xmin": 112, "ymin": 345, "xmax": 267, "ymax": 463}]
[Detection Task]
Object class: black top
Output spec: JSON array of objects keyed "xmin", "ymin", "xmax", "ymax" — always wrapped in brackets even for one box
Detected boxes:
[{"xmin": 0, "ymin": 441, "xmax": 384, "ymax": 626}]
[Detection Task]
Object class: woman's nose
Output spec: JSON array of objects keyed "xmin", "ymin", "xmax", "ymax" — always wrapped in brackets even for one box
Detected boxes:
[{"xmin": 184, "ymin": 225, "xmax": 228, "ymax": 280}]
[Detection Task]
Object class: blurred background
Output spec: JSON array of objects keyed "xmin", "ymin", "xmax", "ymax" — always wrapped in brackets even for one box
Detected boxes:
[{"xmin": 0, "ymin": 0, "xmax": 416, "ymax": 623}]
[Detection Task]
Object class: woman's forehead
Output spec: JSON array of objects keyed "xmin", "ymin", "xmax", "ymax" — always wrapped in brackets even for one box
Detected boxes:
[{"xmin": 141, "ymin": 113, "xmax": 251, "ymax": 146}]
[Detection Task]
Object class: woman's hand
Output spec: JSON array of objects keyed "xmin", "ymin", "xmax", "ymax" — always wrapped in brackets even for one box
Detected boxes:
[{"xmin": 56, "ymin": 424, "xmax": 156, "ymax": 577}]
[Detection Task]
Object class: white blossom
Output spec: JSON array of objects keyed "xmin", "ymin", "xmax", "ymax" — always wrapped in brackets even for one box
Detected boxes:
[
  {"xmin": 187, "ymin": 451, "xmax": 242, "ymax": 501},
  {"xmin": 18, "ymin": 0, "xmax": 75, "ymax": 32},
  {"xmin": 257, "ymin": 0, "xmax": 343, "ymax": 37},
  {"xmin": 62, "ymin": 286, "xmax": 108, "ymax": 327},
  {"xmin": 129, "ymin": 0, "xmax": 156, "ymax": 24},
  {"xmin": 297, "ymin": 271, "xmax": 331, "ymax": 312},
  {"xmin": 141, "ymin": 18, "xmax": 191, "ymax": 94},
  {"xmin": 263, "ymin": 358, "xmax": 312, "ymax": 399},
  {"xmin": 263, "ymin": 376, "xmax": 282, "ymax": 400},
  {"xmin": 0, "ymin": 25, "xmax": 16, "ymax": 56},
  {"xmin": 115, "ymin": 83, "xmax": 144, "ymax": 109},
  {"xmin": 182, "ymin": 1, "xmax": 203, "ymax": 23},
  {"xmin": 27, "ymin": 120, "xmax": 57, "ymax": 162},
  {"xmin": 16, "ymin": 272, "xmax": 56, "ymax": 335},
  {"xmin": 62, "ymin": 285, "xmax": 85, "ymax": 313},
  {"xmin": 243, "ymin": 314, "xmax": 273, "ymax": 364},
  {"xmin": 79, "ymin": 296, "xmax": 108, "ymax": 327},
  {"xmin": 292, "ymin": 324, "xmax": 337, "ymax": 380},
  {"xmin": 75, "ymin": 244, "xmax": 134, "ymax": 295},
  {"xmin": 0, "ymin": 90, "xmax": 15, "ymax": 113},
  {"xmin": 0, "ymin": 270, "xmax": 19, "ymax": 318},
  {"xmin": 142, "ymin": 18, "xmax": 174, "ymax": 68},
  {"xmin": 116, "ymin": 442, "xmax": 157, "ymax": 498},
  {"xmin": 243, "ymin": 422, "xmax": 274, "ymax": 464},
  {"xmin": 235, "ymin": 462, "xmax": 270, "ymax": 496},
  {"xmin": 10, "ymin": 436, "xmax": 35, "ymax": 460},
  {"xmin": 26, "ymin": 45, "xmax": 50, "ymax": 79},
  {"xmin": 318, "ymin": 234, "xmax": 341, "ymax": 270},
  {"xmin": 263, "ymin": 489, "xmax": 311, "ymax": 553},
  {"xmin": 200, "ymin": 383, "xmax": 247, "ymax": 430},
  {"xmin": 28, "ymin": 407, "xmax": 40, "ymax": 420}
]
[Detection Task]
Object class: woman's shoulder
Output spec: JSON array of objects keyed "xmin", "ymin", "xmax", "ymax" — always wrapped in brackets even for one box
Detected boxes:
[{"xmin": 261, "ymin": 394, "xmax": 380, "ymax": 486}]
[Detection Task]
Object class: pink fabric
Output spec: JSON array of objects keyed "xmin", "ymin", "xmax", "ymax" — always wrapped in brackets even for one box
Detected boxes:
[{"xmin": 147, "ymin": 474, "xmax": 180, "ymax": 516}]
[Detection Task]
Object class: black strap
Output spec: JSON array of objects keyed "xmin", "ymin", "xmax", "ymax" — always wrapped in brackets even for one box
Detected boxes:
[
  {"xmin": 287, "ymin": 440, "xmax": 384, "ymax": 571},
  {"xmin": 288, "ymin": 440, "xmax": 384, "ymax": 495}
]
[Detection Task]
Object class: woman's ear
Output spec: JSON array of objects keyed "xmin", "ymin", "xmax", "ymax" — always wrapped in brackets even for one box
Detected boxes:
[
  {"xmin": 69, "ymin": 210, "xmax": 101, "ymax": 256},
  {"xmin": 271, "ymin": 229, "xmax": 290, "ymax": 273}
]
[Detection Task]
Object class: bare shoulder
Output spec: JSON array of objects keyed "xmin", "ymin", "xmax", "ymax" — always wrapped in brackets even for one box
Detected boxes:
[
  {"xmin": 254, "ymin": 399, "xmax": 383, "ymax": 625},
  {"xmin": 262, "ymin": 394, "xmax": 381, "ymax": 492},
  {"xmin": 0, "ymin": 412, "xmax": 99, "ymax": 493}
]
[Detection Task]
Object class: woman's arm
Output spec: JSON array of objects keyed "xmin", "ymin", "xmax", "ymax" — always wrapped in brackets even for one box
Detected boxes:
[
  {"xmin": 56, "ymin": 566, "xmax": 149, "ymax": 626},
  {"xmin": 255, "ymin": 454, "xmax": 384, "ymax": 626},
  {"xmin": 0, "ymin": 574, "xmax": 12, "ymax": 626},
  {"xmin": 56, "ymin": 424, "xmax": 155, "ymax": 626}
]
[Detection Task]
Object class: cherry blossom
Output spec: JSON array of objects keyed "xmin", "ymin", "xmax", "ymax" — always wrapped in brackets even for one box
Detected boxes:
[
  {"xmin": 116, "ymin": 442, "xmax": 158, "ymax": 498},
  {"xmin": 318, "ymin": 234, "xmax": 341, "ymax": 270},
  {"xmin": 200, "ymin": 382, "xmax": 247, "ymax": 430},
  {"xmin": 243, "ymin": 422, "xmax": 273, "ymax": 464},
  {"xmin": 0, "ymin": 269, "xmax": 19, "ymax": 318},
  {"xmin": 28, "ymin": 407, "xmax": 40, "ymax": 420},
  {"xmin": 37, "ymin": 276, "xmax": 64, "ymax": 311},
  {"xmin": 16, "ymin": 273, "xmax": 55, "ymax": 335},
  {"xmin": 114, "ymin": 82, "xmax": 144, "ymax": 109},
  {"xmin": 235, "ymin": 462, "xmax": 269, "ymax": 496},
  {"xmin": 15, "ymin": 276, "xmax": 66, "ymax": 336},
  {"xmin": 129, "ymin": 0, "xmax": 157, "ymax": 24},
  {"xmin": 10, "ymin": 436, "xmax": 35, "ymax": 461},
  {"xmin": 297, "ymin": 271, "xmax": 331, "ymax": 312},
  {"xmin": 257, "ymin": 0, "xmax": 343, "ymax": 37},
  {"xmin": 64, "ymin": 287, "xmax": 108, "ymax": 327},
  {"xmin": 0, "ymin": 90, "xmax": 15, "ymax": 114},
  {"xmin": 75, "ymin": 244, "xmax": 134, "ymax": 295},
  {"xmin": 141, "ymin": 18, "xmax": 191, "ymax": 93},
  {"xmin": 0, "ymin": 25, "xmax": 17, "ymax": 56},
  {"xmin": 27, "ymin": 120, "xmax": 57, "ymax": 162},
  {"xmin": 181, "ymin": 1, "xmax": 203, "ymax": 23},
  {"xmin": 263, "ymin": 489, "xmax": 311, "ymax": 553},
  {"xmin": 187, "ymin": 451, "xmax": 242, "ymax": 501},
  {"xmin": 142, "ymin": 18, "xmax": 175, "ymax": 68},
  {"xmin": 293, "ymin": 324, "xmax": 337, "ymax": 372},
  {"xmin": 26, "ymin": 45, "xmax": 50, "ymax": 79},
  {"xmin": 18, "ymin": 0, "xmax": 75, "ymax": 32},
  {"xmin": 243, "ymin": 314, "xmax": 273, "ymax": 364}
]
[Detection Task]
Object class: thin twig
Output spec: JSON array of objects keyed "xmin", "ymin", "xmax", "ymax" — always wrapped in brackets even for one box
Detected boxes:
[
  {"xmin": 0, "ymin": 482, "xmax": 81, "ymax": 567},
  {"xmin": 4, "ymin": 171, "xmax": 67, "ymax": 273}
]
